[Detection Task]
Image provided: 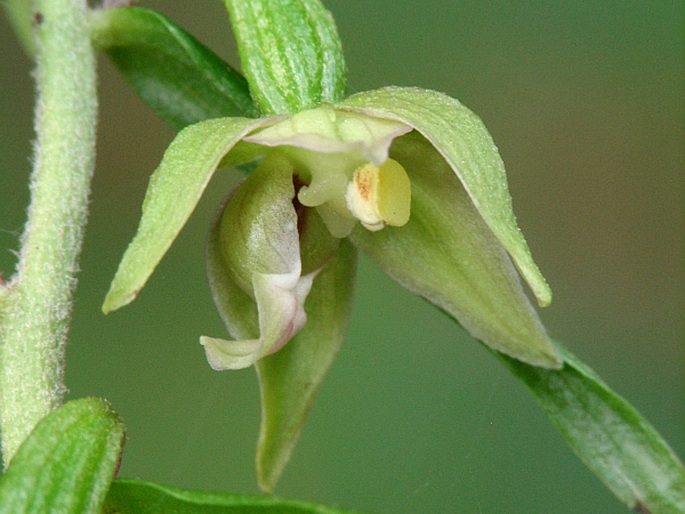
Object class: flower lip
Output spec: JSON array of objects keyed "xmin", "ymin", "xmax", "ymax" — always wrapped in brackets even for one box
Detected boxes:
[{"xmin": 243, "ymin": 105, "xmax": 412, "ymax": 166}]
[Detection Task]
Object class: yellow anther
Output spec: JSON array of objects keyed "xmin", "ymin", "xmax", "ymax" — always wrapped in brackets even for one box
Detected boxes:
[{"xmin": 346, "ymin": 159, "xmax": 411, "ymax": 231}]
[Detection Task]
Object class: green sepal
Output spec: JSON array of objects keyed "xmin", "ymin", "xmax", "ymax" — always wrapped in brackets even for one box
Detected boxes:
[
  {"xmin": 350, "ymin": 132, "xmax": 560, "ymax": 368},
  {"xmin": 103, "ymin": 116, "xmax": 273, "ymax": 313},
  {"xmin": 104, "ymin": 478, "xmax": 365, "ymax": 513},
  {"xmin": 89, "ymin": 6, "xmax": 256, "ymax": 130},
  {"xmin": 224, "ymin": 0, "xmax": 346, "ymax": 115},
  {"xmin": 256, "ymin": 239, "xmax": 356, "ymax": 493},
  {"xmin": 339, "ymin": 86, "xmax": 552, "ymax": 308},
  {"xmin": 204, "ymin": 161, "xmax": 354, "ymax": 491},
  {"xmin": 0, "ymin": 398, "xmax": 124, "ymax": 514},
  {"xmin": 500, "ymin": 342, "xmax": 685, "ymax": 513}
]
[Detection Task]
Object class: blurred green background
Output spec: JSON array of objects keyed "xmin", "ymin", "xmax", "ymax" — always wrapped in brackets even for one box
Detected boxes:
[{"xmin": 1, "ymin": 1, "xmax": 683, "ymax": 512}]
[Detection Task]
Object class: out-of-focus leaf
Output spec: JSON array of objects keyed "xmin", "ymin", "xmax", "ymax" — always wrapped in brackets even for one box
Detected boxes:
[
  {"xmin": 90, "ymin": 6, "xmax": 256, "ymax": 129},
  {"xmin": 0, "ymin": 398, "xmax": 124, "ymax": 514},
  {"xmin": 104, "ymin": 478, "xmax": 367, "ymax": 513},
  {"xmin": 501, "ymin": 342, "xmax": 685, "ymax": 513},
  {"xmin": 224, "ymin": 0, "xmax": 346, "ymax": 115},
  {"xmin": 3, "ymin": 0, "xmax": 35, "ymax": 55}
]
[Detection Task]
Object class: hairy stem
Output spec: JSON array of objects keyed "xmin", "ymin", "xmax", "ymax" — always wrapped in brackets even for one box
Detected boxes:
[{"xmin": 0, "ymin": 0, "xmax": 97, "ymax": 465}]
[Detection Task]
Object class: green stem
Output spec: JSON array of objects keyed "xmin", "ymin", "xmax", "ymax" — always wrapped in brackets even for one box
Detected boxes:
[{"xmin": 0, "ymin": 0, "xmax": 97, "ymax": 465}]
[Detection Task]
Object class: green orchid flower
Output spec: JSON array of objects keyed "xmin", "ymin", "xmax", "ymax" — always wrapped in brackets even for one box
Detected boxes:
[
  {"xmin": 192, "ymin": 92, "xmax": 560, "ymax": 371},
  {"xmin": 100, "ymin": 0, "xmax": 560, "ymax": 493},
  {"xmin": 102, "ymin": 86, "xmax": 561, "ymax": 491}
]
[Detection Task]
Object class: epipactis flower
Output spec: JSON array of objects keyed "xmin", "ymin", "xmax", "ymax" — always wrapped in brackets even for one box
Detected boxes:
[{"xmin": 103, "ymin": 86, "xmax": 560, "ymax": 491}]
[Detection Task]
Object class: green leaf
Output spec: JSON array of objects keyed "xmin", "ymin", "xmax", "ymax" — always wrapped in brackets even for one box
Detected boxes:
[
  {"xmin": 351, "ymin": 132, "xmax": 560, "ymax": 368},
  {"xmin": 256, "ymin": 239, "xmax": 357, "ymax": 492},
  {"xmin": 339, "ymin": 86, "xmax": 552, "ymax": 308},
  {"xmin": 224, "ymin": 0, "xmax": 347, "ymax": 115},
  {"xmin": 90, "ymin": 6, "xmax": 256, "ymax": 129},
  {"xmin": 104, "ymin": 478, "xmax": 366, "ymax": 513},
  {"xmin": 103, "ymin": 116, "xmax": 272, "ymax": 313},
  {"xmin": 3, "ymin": 0, "xmax": 35, "ymax": 56},
  {"xmin": 500, "ymin": 342, "xmax": 685, "ymax": 513},
  {"xmin": 0, "ymin": 398, "xmax": 124, "ymax": 514}
]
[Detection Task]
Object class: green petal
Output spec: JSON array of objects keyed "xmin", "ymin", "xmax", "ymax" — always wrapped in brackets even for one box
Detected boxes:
[
  {"xmin": 103, "ymin": 117, "xmax": 271, "ymax": 313},
  {"xmin": 244, "ymin": 105, "xmax": 410, "ymax": 165},
  {"xmin": 224, "ymin": 0, "xmax": 347, "ymax": 114},
  {"xmin": 256, "ymin": 239, "xmax": 357, "ymax": 492},
  {"xmin": 350, "ymin": 133, "xmax": 561, "ymax": 368},
  {"xmin": 339, "ymin": 86, "xmax": 552, "ymax": 307}
]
